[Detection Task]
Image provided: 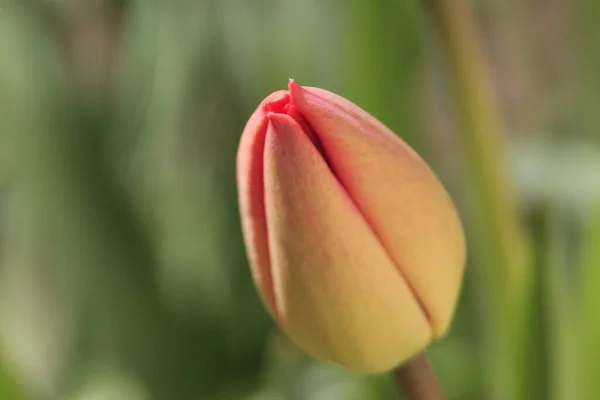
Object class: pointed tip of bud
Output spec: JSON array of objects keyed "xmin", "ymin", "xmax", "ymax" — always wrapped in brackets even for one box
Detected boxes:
[
  {"xmin": 287, "ymin": 79, "xmax": 308, "ymax": 110},
  {"xmin": 287, "ymin": 78, "xmax": 299, "ymax": 92}
]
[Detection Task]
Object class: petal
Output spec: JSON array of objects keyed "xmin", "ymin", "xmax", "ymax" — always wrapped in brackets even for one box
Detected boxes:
[
  {"xmin": 263, "ymin": 112, "xmax": 431, "ymax": 372},
  {"xmin": 237, "ymin": 94, "xmax": 288, "ymax": 317},
  {"xmin": 289, "ymin": 82, "xmax": 466, "ymax": 336}
]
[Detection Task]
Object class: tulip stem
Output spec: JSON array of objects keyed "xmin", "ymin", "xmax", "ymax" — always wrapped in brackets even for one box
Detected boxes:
[{"xmin": 393, "ymin": 353, "xmax": 445, "ymax": 400}]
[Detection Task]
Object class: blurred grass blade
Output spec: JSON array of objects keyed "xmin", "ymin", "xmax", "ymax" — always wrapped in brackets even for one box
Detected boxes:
[
  {"xmin": 416, "ymin": 0, "xmax": 533, "ymax": 399},
  {"xmin": 577, "ymin": 0, "xmax": 600, "ymax": 397},
  {"xmin": 531, "ymin": 204, "xmax": 578, "ymax": 400},
  {"xmin": 345, "ymin": 0, "xmax": 422, "ymax": 149},
  {"xmin": 579, "ymin": 205, "xmax": 600, "ymax": 400},
  {"xmin": 0, "ymin": 348, "xmax": 25, "ymax": 400},
  {"xmin": 544, "ymin": 214, "xmax": 577, "ymax": 400}
]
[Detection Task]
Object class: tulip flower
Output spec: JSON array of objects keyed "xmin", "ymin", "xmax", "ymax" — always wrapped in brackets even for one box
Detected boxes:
[{"xmin": 237, "ymin": 80, "xmax": 465, "ymax": 373}]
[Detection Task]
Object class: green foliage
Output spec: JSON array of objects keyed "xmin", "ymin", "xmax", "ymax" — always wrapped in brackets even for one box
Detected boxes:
[{"xmin": 0, "ymin": 349, "xmax": 24, "ymax": 400}]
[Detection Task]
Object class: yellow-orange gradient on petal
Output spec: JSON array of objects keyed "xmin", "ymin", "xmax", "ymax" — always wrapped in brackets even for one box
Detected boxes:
[{"xmin": 236, "ymin": 80, "xmax": 466, "ymax": 373}]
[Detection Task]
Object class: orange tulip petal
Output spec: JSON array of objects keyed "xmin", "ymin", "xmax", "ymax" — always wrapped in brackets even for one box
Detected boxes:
[
  {"xmin": 263, "ymin": 112, "xmax": 431, "ymax": 372},
  {"xmin": 288, "ymin": 81, "xmax": 465, "ymax": 336}
]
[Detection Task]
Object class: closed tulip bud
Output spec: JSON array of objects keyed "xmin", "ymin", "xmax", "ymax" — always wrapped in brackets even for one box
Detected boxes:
[{"xmin": 237, "ymin": 80, "xmax": 465, "ymax": 373}]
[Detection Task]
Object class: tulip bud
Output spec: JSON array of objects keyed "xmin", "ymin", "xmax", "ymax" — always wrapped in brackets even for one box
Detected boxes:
[{"xmin": 237, "ymin": 80, "xmax": 465, "ymax": 373}]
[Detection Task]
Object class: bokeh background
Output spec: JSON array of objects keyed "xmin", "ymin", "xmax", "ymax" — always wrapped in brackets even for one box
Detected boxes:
[{"xmin": 0, "ymin": 0, "xmax": 599, "ymax": 399}]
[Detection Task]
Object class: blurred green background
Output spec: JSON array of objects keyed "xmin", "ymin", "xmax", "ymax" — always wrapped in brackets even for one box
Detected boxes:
[{"xmin": 0, "ymin": 0, "xmax": 599, "ymax": 399}]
